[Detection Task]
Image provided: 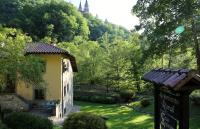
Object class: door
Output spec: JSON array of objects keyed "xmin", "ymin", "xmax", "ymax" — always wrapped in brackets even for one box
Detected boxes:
[{"xmin": 34, "ymin": 89, "xmax": 45, "ymax": 100}]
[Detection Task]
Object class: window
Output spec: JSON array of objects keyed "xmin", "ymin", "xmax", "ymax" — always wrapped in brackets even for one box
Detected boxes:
[
  {"xmin": 34, "ymin": 89, "xmax": 45, "ymax": 100},
  {"xmin": 64, "ymin": 86, "xmax": 66, "ymax": 96},
  {"xmin": 66, "ymin": 62, "xmax": 69, "ymax": 71},
  {"xmin": 64, "ymin": 107, "xmax": 66, "ymax": 114},
  {"xmin": 62, "ymin": 61, "xmax": 69, "ymax": 73},
  {"xmin": 67, "ymin": 84, "xmax": 69, "ymax": 92}
]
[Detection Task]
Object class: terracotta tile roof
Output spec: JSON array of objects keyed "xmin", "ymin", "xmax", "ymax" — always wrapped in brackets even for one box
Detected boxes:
[
  {"xmin": 25, "ymin": 43, "xmax": 68, "ymax": 54},
  {"xmin": 25, "ymin": 43, "xmax": 78, "ymax": 72}
]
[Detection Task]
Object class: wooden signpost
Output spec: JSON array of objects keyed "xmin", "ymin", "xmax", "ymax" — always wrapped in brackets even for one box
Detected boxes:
[{"xmin": 143, "ymin": 69, "xmax": 200, "ymax": 129}]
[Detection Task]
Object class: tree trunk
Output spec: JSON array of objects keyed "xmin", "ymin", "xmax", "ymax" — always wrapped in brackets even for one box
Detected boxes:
[
  {"xmin": 168, "ymin": 49, "xmax": 172, "ymax": 68},
  {"xmin": 192, "ymin": 17, "xmax": 200, "ymax": 73},
  {"xmin": 136, "ymin": 81, "xmax": 141, "ymax": 92},
  {"xmin": 161, "ymin": 55, "xmax": 164, "ymax": 68}
]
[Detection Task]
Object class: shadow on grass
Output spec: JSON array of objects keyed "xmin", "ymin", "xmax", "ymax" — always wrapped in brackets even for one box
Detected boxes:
[{"xmin": 75, "ymin": 101, "xmax": 154, "ymax": 129}]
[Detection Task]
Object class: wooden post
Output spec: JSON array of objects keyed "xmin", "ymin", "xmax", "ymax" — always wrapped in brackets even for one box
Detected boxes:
[
  {"xmin": 0, "ymin": 105, "xmax": 2, "ymax": 119},
  {"xmin": 154, "ymin": 86, "xmax": 160, "ymax": 129},
  {"xmin": 179, "ymin": 92, "xmax": 190, "ymax": 129}
]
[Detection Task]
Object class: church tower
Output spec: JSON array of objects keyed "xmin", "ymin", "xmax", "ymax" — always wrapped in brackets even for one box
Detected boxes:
[
  {"xmin": 83, "ymin": 0, "xmax": 89, "ymax": 13},
  {"xmin": 78, "ymin": 1, "xmax": 83, "ymax": 12}
]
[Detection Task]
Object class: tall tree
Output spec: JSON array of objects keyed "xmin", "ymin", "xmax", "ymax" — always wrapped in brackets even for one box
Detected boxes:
[
  {"xmin": 0, "ymin": 0, "xmax": 89, "ymax": 42},
  {"xmin": 132, "ymin": 0, "xmax": 200, "ymax": 71},
  {"xmin": 0, "ymin": 27, "xmax": 45, "ymax": 92}
]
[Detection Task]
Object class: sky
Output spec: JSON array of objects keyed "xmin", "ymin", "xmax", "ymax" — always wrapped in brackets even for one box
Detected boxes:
[{"xmin": 67, "ymin": 0, "xmax": 139, "ymax": 30}]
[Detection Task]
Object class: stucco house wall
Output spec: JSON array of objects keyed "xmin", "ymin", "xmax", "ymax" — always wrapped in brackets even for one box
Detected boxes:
[
  {"xmin": 16, "ymin": 54, "xmax": 62, "ymax": 101},
  {"xmin": 16, "ymin": 43, "xmax": 77, "ymax": 118},
  {"xmin": 62, "ymin": 58, "xmax": 74, "ymax": 115}
]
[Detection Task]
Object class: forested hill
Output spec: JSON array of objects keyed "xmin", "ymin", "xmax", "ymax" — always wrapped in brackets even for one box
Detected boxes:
[
  {"xmin": 0, "ymin": 0, "xmax": 130, "ymax": 42},
  {"xmin": 0, "ymin": 0, "xmax": 198, "ymax": 92},
  {"xmin": 83, "ymin": 13, "xmax": 131, "ymax": 42}
]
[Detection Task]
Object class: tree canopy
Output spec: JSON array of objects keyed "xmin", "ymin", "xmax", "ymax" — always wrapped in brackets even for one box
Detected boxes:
[
  {"xmin": 132, "ymin": 0, "xmax": 200, "ymax": 71},
  {"xmin": 0, "ymin": 0, "xmax": 89, "ymax": 42},
  {"xmin": 0, "ymin": 27, "xmax": 45, "ymax": 91}
]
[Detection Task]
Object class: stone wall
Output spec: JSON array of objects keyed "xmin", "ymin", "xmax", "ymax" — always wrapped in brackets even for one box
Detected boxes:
[{"xmin": 0, "ymin": 94, "xmax": 29, "ymax": 111}]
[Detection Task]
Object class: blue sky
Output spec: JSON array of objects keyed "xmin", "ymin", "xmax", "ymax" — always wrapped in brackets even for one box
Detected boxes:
[{"xmin": 67, "ymin": 0, "xmax": 139, "ymax": 30}]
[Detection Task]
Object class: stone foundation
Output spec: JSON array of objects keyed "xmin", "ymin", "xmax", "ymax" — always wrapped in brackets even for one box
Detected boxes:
[{"xmin": 0, "ymin": 94, "xmax": 29, "ymax": 111}]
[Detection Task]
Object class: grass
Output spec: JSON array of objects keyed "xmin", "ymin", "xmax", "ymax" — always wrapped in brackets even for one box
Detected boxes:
[
  {"xmin": 53, "ymin": 100, "xmax": 200, "ymax": 129},
  {"xmin": 53, "ymin": 126, "xmax": 62, "ymax": 129},
  {"xmin": 75, "ymin": 101, "xmax": 200, "ymax": 129},
  {"xmin": 75, "ymin": 101, "xmax": 154, "ymax": 129}
]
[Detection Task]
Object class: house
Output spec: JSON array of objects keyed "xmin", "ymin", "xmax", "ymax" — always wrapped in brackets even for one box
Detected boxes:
[{"xmin": 16, "ymin": 43, "xmax": 78, "ymax": 118}]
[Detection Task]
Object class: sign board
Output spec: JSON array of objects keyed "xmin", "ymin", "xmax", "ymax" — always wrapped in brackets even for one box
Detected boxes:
[
  {"xmin": 159, "ymin": 88, "xmax": 180, "ymax": 129},
  {"xmin": 142, "ymin": 68, "xmax": 200, "ymax": 129}
]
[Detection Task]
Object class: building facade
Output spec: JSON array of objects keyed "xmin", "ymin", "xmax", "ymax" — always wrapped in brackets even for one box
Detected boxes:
[{"xmin": 16, "ymin": 43, "xmax": 77, "ymax": 118}]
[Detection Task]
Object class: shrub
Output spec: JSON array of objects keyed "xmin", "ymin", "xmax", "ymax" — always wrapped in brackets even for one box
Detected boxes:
[
  {"xmin": 190, "ymin": 92, "xmax": 200, "ymax": 105},
  {"xmin": 140, "ymin": 99, "xmax": 150, "ymax": 107},
  {"xmin": 0, "ymin": 120, "xmax": 9, "ymax": 129},
  {"xmin": 90, "ymin": 96, "xmax": 116, "ymax": 104},
  {"xmin": 63, "ymin": 112, "xmax": 108, "ymax": 129},
  {"xmin": 129, "ymin": 101, "xmax": 141, "ymax": 109},
  {"xmin": 3, "ymin": 112, "xmax": 53, "ymax": 129},
  {"xmin": 120, "ymin": 90, "xmax": 135, "ymax": 102},
  {"xmin": 75, "ymin": 94, "xmax": 118, "ymax": 104},
  {"xmin": 1, "ymin": 109, "xmax": 13, "ymax": 119}
]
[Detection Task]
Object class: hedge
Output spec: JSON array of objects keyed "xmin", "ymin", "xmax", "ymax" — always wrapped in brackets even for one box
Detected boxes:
[
  {"xmin": 63, "ymin": 112, "xmax": 107, "ymax": 129},
  {"xmin": 3, "ymin": 112, "xmax": 53, "ymax": 129}
]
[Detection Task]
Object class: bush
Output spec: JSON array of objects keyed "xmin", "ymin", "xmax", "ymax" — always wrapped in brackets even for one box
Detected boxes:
[
  {"xmin": 1, "ymin": 109, "xmax": 13, "ymax": 119},
  {"xmin": 0, "ymin": 120, "xmax": 9, "ymax": 129},
  {"xmin": 3, "ymin": 112, "xmax": 53, "ymax": 129},
  {"xmin": 74, "ymin": 94, "xmax": 118, "ymax": 104},
  {"xmin": 190, "ymin": 91, "xmax": 200, "ymax": 105},
  {"xmin": 63, "ymin": 112, "xmax": 107, "ymax": 129},
  {"xmin": 90, "ymin": 96, "xmax": 116, "ymax": 104},
  {"xmin": 120, "ymin": 90, "xmax": 135, "ymax": 102},
  {"xmin": 140, "ymin": 99, "xmax": 150, "ymax": 107}
]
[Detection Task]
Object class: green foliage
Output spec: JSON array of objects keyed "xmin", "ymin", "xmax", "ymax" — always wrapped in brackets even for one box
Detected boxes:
[
  {"xmin": 0, "ymin": 27, "xmax": 45, "ymax": 90},
  {"xmin": 140, "ymin": 99, "xmax": 151, "ymax": 107},
  {"xmin": 132, "ymin": 0, "xmax": 200, "ymax": 70},
  {"xmin": 0, "ymin": 0, "xmax": 89, "ymax": 42},
  {"xmin": 190, "ymin": 90, "xmax": 200, "ymax": 105},
  {"xmin": 119, "ymin": 90, "xmax": 135, "ymax": 102},
  {"xmin": 76, "ymin": 101, "xmax": 154, "ymax": 129},
  {"xmin": 63, "ymin": 112, "xmax": 108, "ymax": 129},
  {"xmin": 18, "ymin": 56, "xmax": 46, "ymax": 86},
  {"xmin": 58, "ymin": 38, "xmax": 106, "ymax": 85},
  {"xmin": 0, "ymin": 120, "xmax": 9, "ymax": 129},
  {"xmin": 3, "ymin": 112, "xmax": 53, "ymax": 129},
  {"xmin": 74, "ymin": 91, "xmax": 118, "ymax": 104},
  {"xmin": 58, "ymin": 33, "xmax": 143, "ymax": 91},
  {"xmin": 83, "ymin": 13, "xmax": 130, "ymax": 41},
  {"xmin": 90, "ymin": 96, "xmax": 116, "ymax": 104}
]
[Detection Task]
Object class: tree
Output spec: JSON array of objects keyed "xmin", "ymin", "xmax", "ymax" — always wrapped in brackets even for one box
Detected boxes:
[
  {"xmin": 0, "ymin": 27, "xmax": 45, "ymax": 92},
  {"xmin": 0, "ymin": 0, "xmax": 89, "ymax": 42},
  {"xmin": 132, "ymin": 0, "xmax": 200, "ymax": 71},
  {"xmin": 58, "ymin": 37, "xmax": 106, "ymax": 85},
  {"xmin": 103, "ymin": 38, "xmax": 134, "ymax": 91},
  {"xmin": 83, "ymin": 13, "xmax": 131, "ymax": 42}
]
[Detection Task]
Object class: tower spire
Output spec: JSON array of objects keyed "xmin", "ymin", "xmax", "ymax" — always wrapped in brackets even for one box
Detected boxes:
[
  {"xmin": 84, "ymin": 0, "xmax": 89, "ymax": 13},
  {"xmin": 78, "ymin": 1, "xmax": 82, "ymax": 12}
]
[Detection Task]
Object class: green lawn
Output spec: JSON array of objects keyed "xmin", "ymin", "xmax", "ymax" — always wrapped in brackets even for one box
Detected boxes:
[
  {"xmin": 75, "ymin": 101, "xmax": 154, "ymax": 129},
  {"xmin": 53, "ymin": 126, "xmax": 62, "ymax": 129},
  {"xmin": 53, "ymin": 101, "xmax": 200, "ymax": 129},
  {"xmin": 75, "ymin": 101, "xmax": 200, "ymax": 129}
]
